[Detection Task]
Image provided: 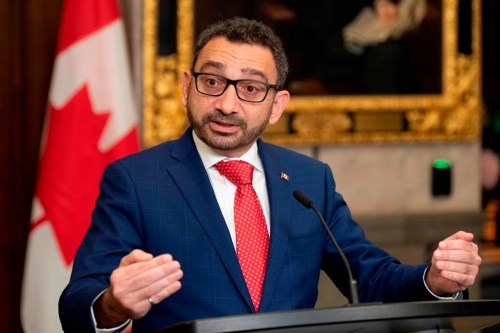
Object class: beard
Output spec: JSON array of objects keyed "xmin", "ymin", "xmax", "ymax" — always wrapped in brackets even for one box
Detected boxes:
[{"xmin": 187, "ymin": 100, "xmax": 271, "ymax": 152}]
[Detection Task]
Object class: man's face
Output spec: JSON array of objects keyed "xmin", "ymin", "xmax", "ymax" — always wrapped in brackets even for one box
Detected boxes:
[
  {"xmin": 181, "ymin": 37, "xmax": 289, "ymax": 157},
  {"xmin": 375, "ymin": 0, "xmax": 399, "ymax": 28}
]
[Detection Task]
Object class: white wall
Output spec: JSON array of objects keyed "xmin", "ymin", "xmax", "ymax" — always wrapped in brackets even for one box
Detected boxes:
[{"xmin": 318, "ymin": 142, "xmax": 481, "ymax": 215}]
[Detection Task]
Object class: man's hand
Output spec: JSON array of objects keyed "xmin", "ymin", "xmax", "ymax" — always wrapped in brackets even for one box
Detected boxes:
[
  {"xmin": 94, "ymin": 249, "xmax": 183, "ymax": 328},
  {"xmin": 426, "ymin": 231, "xmax": 481, "ymax": 296}
]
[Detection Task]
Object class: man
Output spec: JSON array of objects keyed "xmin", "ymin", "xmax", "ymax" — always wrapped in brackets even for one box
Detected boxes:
[{"xmin": 59, "ymin": 17, "xmax": 481, "ymax": 333}]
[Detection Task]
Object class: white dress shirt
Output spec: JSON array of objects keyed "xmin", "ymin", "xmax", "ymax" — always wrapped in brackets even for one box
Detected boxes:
[{"xmin": 192, "ymin": 132, "xmax": 271, "ymax": 248}]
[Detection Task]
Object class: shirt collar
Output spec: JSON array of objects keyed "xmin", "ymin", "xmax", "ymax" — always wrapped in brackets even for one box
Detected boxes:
[{"xmin": 192, "ymin": 131, "xmax": 263, "ymax": 172}]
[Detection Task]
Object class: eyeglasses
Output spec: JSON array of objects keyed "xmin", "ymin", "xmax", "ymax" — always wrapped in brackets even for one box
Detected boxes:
[{"xmin": 192, "ymin": 72, "xmax": 281, "ymax": 103}]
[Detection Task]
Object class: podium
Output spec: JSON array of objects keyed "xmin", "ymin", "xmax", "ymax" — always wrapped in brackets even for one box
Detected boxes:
[{"xmin": 157, "ymin": 300, "xmax": 500, "ymax": 333}]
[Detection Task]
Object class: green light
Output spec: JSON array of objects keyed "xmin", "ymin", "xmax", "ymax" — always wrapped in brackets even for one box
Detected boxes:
[{"xmin": 433, "ymin": 159, "xmax": 451, "ymax": 169}]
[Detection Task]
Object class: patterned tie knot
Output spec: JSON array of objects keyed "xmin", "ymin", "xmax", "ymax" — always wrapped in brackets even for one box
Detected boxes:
[{"xmin": 215, "ymin": 160, "xmax": 254, "ymax": 186}]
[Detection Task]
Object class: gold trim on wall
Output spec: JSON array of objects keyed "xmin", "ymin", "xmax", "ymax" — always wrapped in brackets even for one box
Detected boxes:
[{"xmin": 143, "ymin": 0, "xmax": 481, "ymax": 147}]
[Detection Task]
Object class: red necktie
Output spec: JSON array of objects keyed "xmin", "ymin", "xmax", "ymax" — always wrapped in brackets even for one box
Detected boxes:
[{"xmin": 215, "ymin": 160, "xmax": 269, "ymax": 312}]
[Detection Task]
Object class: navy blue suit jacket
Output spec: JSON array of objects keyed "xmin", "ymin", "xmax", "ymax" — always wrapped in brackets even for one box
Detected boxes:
[{"xmin": 59, "ymin": 128, "xmax": 433, "ymax": 332}]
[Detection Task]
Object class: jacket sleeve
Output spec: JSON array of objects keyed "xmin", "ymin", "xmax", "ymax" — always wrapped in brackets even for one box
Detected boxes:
[{"xmin": 59, "ymin": 160, "xmax": 143, "ymax": 332}]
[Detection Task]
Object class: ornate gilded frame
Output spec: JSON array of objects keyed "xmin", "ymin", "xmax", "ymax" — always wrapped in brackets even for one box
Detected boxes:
[{"xmin": 142, "ymin": 0, "xmax": 481, "ymax": 147}]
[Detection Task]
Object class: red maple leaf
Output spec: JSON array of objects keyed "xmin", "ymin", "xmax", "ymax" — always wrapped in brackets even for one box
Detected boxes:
[{"xmin": 33, "ymin": 85, "xmax": 138, "ymax": 266}]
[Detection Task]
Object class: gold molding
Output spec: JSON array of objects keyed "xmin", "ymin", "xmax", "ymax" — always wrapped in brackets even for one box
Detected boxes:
[{"xmin": 143, "ymin": 0, "xmax": 481, "ymax": 147}]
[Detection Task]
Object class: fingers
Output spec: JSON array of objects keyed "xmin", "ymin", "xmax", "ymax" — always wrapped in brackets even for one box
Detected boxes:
[
  {"xmin": 133, "ymin": 260, "xmax": 183, "ymax": 303},
  {"xmin": 108, "ymin": 251, "xmax": 183, "ymax": 319},
  {"xmin": 145, "ymin": 276, "xmax": 183, "ymax": 306},
  {"xmin": 120, "ymin": 249, "xmax": 154, "ymax": 266},
  {"xmin": 435, "ymin": 231, "xmax": 480, "ymax": 271},
  {"xmin": 443, "ymin": 231, "xmax": 474, "ymax": 242},
  {"xmin": 434, "ymin": 261, "xmax": 479, "ymax": 289},
  {"xmin": 434, "ymin": 242, "xmax": 480, "ymax": 264},
  {"xmin": 112, "ymin": 253, "xmax": 182, "ymax": 295},
  {"xmin": 117, "ymin": 250, "xmax": 175, "ymax": 283},
  {"xmin": 428, "ymin": 232, "xmax": 482, "ymax": 294}
]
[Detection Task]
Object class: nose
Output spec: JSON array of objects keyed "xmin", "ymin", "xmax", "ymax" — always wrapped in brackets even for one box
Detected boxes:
[{"xmin": 214, "ymin": 83, "xmax": 240, "ymax": 114}]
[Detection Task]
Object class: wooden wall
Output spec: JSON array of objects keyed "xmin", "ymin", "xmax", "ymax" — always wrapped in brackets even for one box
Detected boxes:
[
  {"xmin": 0, "ymin": 0, "xmax": 62, "ymax": 331},
  {"xmin": 0, "ymin": 0, "xmax": 498, "ymax": 332}
]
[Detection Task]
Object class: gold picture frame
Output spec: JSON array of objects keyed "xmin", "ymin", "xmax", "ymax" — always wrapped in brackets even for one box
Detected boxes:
[{"xmin": 142, "ymin": 0, "xmax": 481, "ymax": 147}]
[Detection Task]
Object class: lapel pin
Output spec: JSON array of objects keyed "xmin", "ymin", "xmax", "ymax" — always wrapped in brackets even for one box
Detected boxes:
[{"xmin": 280, "ymin": 172, "xmax": 289, "ymax": 181}]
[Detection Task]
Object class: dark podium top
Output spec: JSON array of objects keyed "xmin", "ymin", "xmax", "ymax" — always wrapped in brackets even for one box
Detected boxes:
[{"xmin": 157, "ymin": 300, "xmax": 500, "ymax": 333}]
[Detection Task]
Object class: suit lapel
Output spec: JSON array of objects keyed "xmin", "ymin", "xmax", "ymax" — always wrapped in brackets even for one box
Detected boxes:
[
  {"xmin": 257, "ymin": 141, "xmax": 294, "ymax": 312},
  {"xmin": 166, "ymin": 130, "xmax": 254, "ymax": 310}
]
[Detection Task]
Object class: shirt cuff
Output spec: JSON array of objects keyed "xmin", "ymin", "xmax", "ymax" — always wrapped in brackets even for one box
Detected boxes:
[
  {"xmin": 91, "ymin": 289, "xmax": 132, "ymax": 333},
  {"xmin": 422, "ymin": 266, "xmax": 462, "ymax": 300}
]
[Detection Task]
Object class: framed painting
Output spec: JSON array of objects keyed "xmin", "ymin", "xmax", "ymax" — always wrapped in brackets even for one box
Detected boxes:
[{"xmin": 142, "ymin": 0, "xmax": 482, "ymax": 147}]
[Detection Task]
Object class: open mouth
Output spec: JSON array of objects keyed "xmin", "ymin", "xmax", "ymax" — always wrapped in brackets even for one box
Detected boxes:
[{"xmin": 209, "ymin": 120, "xmax": 240, "ymax": 134}]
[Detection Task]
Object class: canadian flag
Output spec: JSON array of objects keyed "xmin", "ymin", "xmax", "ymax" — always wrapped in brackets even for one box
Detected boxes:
[{"xmin": 21, "ymin": 0, "xmax": 140, "ymax": 332}]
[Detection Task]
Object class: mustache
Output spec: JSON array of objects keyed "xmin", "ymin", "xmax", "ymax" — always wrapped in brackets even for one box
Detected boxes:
[{"xmin": 202, "ymin": 111, "xmax": 246, "ymax": 127}]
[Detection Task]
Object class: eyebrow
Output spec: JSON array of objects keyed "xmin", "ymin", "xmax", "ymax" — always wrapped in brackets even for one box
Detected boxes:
[
  {"xmin": 199, "ymin": 61, "xmax": 225, "ymax": 72},
  {"xmin": 198, "ymin": 61, "xmax": 269, "ymax": 83},
  {"xmin": 241, "ymin": 68, "xmax": 269, "ymax": 83}
]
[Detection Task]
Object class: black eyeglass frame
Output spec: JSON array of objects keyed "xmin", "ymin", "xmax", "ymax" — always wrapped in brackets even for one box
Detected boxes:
[{"xmin": 192, "ymin": 72, "xmax": 281, "ymax": 103}]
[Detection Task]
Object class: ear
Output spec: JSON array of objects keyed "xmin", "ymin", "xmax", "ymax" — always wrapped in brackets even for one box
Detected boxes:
[
  {"xmin": 268, "ymin": 90, "xmax": 290, "ymax": 125},
  {"xmin": 181, "ymin": 71, "xmax": 192, "ymax": 107}
]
